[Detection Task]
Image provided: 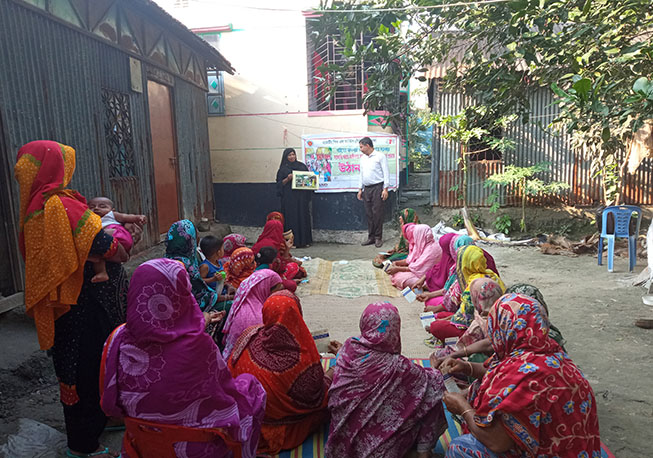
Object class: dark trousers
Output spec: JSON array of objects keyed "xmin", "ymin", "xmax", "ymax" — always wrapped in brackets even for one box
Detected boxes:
[{"xmin": 363, "ymin": 182, "xmax": 384, "ymax": 240}]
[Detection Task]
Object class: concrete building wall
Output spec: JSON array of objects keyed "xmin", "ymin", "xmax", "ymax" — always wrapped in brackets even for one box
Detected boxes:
[{"xmin": 155, "ymin": 0, "xmax": 399, "ymax": 228}]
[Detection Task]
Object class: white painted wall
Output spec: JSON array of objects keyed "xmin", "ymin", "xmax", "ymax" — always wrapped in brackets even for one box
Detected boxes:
[{"xmin": 154, "ymin": 0, "xmax": 397, "ymax": 183}]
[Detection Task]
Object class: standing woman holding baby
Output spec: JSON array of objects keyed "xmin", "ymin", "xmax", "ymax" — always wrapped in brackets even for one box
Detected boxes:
[
  {"xmin": 276, "ymin": 148, "xmax": 313, "ymax": 248},
  {"xmin": 15, "ymin": 141, "xmax": 128, "ymax": 457}
]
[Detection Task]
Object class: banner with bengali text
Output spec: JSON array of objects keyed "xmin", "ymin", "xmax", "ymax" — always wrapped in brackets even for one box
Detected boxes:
[{"xmin": 300, "ymin": 133, "xmax": 399, "ymax": 193}]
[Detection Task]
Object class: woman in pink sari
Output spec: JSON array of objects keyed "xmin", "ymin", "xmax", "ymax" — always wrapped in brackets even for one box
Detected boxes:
[
  {"xmin": 388, "ymin": 224, "xmax": 441, "ymax": 289},
  {"xmin": 100, "ymin": 259, "xmax": 266, "ymax": 458},
  {"xmin": 221, "ymin": 269, "xmax": 283, "ymax": 358},
  {"xmin": 326, "ymin": 302, "xmax": 447, "ymax": 458}
]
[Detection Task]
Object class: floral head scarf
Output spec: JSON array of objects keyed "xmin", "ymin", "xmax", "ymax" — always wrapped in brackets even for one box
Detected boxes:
[
  {"xmin": 450, "ymin": 246, "xmax": 505, "ymax": 327},
  {"xmin": 469, "ymin": 277, "xmax": 504, "ymax": 316},
  {"xmin": 358, "ymin": 302, "xmax": 402, "ymax": 354},
  {"xmin": 165, "ymin": 220, "xmax": 217, "ymax": 310},
  {"xmin": 469, "ymin": 293, "xmax": 601, "ymax": 457},
  {"xmin": 225, "ymin": 247, "xmax": 256, "ymax": 289}
]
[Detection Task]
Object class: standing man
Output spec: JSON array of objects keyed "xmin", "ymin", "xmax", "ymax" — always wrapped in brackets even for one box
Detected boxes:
[{"xmin": 357, "ymin": 137, "xmax": 390, "ymax": 247}]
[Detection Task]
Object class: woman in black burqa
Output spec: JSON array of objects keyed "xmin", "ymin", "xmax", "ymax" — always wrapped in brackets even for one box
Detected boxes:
[{"xmin": 275, "ymin": 148, "xmax": 313, "ymax": 248}]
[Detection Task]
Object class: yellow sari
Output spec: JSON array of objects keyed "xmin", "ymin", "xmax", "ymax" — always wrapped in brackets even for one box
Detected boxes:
[{"xmin": 15, "ymin": 141, "xmax": 101, "ymax": 349}]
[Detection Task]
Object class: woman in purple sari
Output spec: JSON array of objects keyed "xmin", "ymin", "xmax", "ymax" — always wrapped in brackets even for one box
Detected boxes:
[
  {"xmin": 100, "ymin": 259, "xmax": 266, "ymax": 458},
  {"xmin": 221, "ymin": 269, "xmax": 283, "ymax": 358},
  {"xmin": 326, "ymin": 302, "xmax": 447, "ymax": 458}
]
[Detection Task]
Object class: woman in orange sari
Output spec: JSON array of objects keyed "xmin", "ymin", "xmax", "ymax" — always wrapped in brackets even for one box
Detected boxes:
[
  {"xmin": 228, "ymin": 293, "xmax": 331, "ymax": 454},
  {"xmin": 15, "ymin": 141, "xmax": 128, "ymax": 457}
]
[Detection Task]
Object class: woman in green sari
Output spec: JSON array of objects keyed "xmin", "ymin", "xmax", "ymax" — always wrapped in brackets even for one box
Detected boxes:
[{"xmin": 372, "ymin": 208, "xmax": 420, "ymax": 268}]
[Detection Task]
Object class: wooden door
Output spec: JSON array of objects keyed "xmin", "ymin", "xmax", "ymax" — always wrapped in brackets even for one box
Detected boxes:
[{"xmin": 147, "ymin": 80, "xmax": 180, "ymax": 234}]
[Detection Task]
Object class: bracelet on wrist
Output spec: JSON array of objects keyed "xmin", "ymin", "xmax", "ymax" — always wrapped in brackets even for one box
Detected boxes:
[{"xmin": 460, "ymin": 408, "xmax": 475, "ymax": 418}]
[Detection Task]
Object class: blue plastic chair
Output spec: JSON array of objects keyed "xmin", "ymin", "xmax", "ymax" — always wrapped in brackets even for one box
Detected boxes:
[{"xmin": 598, "ymin": 205, "xmax": 641, "ymax": 272}]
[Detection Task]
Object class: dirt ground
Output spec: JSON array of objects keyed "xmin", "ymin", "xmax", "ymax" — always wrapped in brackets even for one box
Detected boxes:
[{"xmin": 1, "ymin": 240, "xmax": 651, "ymax": 457}]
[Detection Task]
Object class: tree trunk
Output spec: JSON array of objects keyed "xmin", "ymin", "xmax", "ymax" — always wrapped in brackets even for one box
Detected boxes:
[
  {"xmin": 520, "ymin": 178, "xmax": 527, "ymax": 232},
  {"xmin": 461, "ymin": 144, "xmax": 468, "ymax": 206}
]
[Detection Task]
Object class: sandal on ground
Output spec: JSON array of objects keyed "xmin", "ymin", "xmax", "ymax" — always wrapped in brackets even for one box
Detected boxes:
[
  {"xmin": 423, "ymin": 336, "xmax": 443, "ymax": 349},
  {"xmin": 65, "ymin": 446, "xmax": 119, "ymax": 457}
]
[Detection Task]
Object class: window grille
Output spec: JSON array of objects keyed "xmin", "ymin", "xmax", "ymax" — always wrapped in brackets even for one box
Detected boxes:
[
  {"xmin": 102, "ymin": 89, "xmax": 136, "ymax": 177},
  {"xmin": 308, "ymin": 32, "xmax": 366, "ymax": 111},
  {"xmin": 207, "ymin": 70, "xmax": 225, "ymax": 116}
]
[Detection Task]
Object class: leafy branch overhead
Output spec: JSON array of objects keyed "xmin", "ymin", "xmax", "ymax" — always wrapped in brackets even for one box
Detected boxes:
[{"xmin": 310, "ymin": 0, "xmax": 653, "ymax": 203}]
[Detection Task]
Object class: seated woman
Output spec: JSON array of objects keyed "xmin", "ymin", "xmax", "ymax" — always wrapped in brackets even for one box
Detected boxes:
[
  {"xmin": 228, "ymin": 293, "xmax": 331, "ymax": 454},
  {"xmin": 326, "ymin": 302, "xmax": 447, "ymax": 458},
  {"xmin": 431, "ymin": 277, "xmax": 505, "ymax": 364},
  {"xmin": 417, "ymin": 235, "xmax": 498, "ymax": 308},
  {"xmin": 221, "ymin": 269, "xmax": 283, "ymax": 358},
  {"xmin": 373, "ymin": 208, "xmax": 420, "ymax": 268},
  {"xmin": 219, "ymin": 233, "xmax": 247, "ymax": 266},
  {"xmin": 388, "ymin": 223, "xmax": 442, "ymax": 289},
  {"xmin": 253, "ymin": 219, "xmax": 306, "ymax": 282},
  {"xmin": 224, "ymin": 247, "xmax": 257, "ymax": 290},
  {"xmin": 441, "ymin": 293, "xmax": 601, "ymax": 457},
  {"xmin": 165, "ymin": 220, "xmax": 217, "ymax": 311},
  {"xmin": 100, "ymin": 259, "xmax": 266, "ymax": 458},
  {"xmin": 428, "ymin": 246, "xmax": 504, "ymax": 343},
  {"xmin": 413, "ymin": 233, "xmax": 458, "ymax": 299}
]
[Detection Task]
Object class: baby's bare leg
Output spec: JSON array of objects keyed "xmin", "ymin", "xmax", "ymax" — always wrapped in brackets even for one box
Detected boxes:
[{"xmin": 91, "ymin": 258, "xmax": 109, "ymax": 283}]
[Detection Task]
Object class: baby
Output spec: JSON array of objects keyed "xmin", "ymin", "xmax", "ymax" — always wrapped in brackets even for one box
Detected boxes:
[{"xmin": 88, "ymin": 197, "xmax": 147, "ymax": 282}]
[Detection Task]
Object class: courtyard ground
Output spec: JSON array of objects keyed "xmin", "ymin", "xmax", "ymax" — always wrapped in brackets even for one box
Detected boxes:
[{"xmin": 0, "ymin": 240, "xmax": 651, "ymax": 457}]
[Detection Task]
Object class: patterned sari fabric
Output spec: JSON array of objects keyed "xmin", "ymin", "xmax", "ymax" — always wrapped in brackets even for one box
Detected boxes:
[
  {"xmin": 391, "ymin": 224, "xmax": 442, "ymax": 289},
  {"xmin": 450, "ymin": 246, "xmax": 505, "ymax": 328},
  {"xmin": 221, "ymin": 269, "xmax": 282, "ymax": 358},
  {"xmin": 165, "ymin": 220, "xmax": 217, "ymax": 311},
  {"xmin": 14, "ymin": 141, "xmax": 103, "ymax": 350},
  {"xmin": 228, "ymin": 295, "xmax": 329, "ymax": 454},
  {"xmin": 225, "ymin": 247, "xmax": 257, "ymax": 289},
  {"xmin": 505, "ymin": 284, "xmax": 566, "ymax": 349},
  {"xmin": 326, "ymin": 303, "xmax": 447, "ymax": 458},
  {"xmin": 100, "ymin": 259, "xmax": 266, "ymax": 458},
  {"xmin": 219, "ymin": 233, "xmax": 247, "ymax": 265},
  {"xmin": 467, "ymin": 293, "xmax": 601, "ymax": 457}
]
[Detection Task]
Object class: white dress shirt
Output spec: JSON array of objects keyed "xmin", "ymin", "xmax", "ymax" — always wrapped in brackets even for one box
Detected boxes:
[{"xmin": 358, "ymin": 150, "xmax": 390, "ymax": 190}]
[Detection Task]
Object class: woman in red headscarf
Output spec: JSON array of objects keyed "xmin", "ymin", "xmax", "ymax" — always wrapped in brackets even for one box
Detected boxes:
[
  {"xmin": 253, "ymin": 219, "xmax": 306, "ymax": 284},
  {"xmin": 228, "ymin": 292, "xmax": 331, "ymax": 454},
  {"xmin": 15, "ymin": 141, "xmax": 128, "ymax": 457}
]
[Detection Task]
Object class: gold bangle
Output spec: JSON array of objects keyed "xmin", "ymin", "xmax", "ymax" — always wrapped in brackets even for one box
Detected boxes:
[
  {"xmin": 460, "ymin": 408, "xmax": 475, "ymax": 418},
  {"xmin": 467, "ymin": 361, "xmax": 473, "ymax": 376},
  {"xmin": 463, "ymin": 345, "xmax": 468, "ymax": 357}
]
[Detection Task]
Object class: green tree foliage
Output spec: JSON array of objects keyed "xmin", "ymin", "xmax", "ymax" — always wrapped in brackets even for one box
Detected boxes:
[
  {"xmin": 310, "ymin": 0, "xmax": 653, "ymax": 203},
  {"xmin": 485, "ymin": 162, "xmax": 570, "ymax": 231},
  {"xmin": 428, "ymin": 106, "xmax": 516, "ymax": 204}
]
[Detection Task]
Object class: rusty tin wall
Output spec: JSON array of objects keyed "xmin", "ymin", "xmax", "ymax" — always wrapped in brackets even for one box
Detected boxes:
[
  {"xmin": 0, "ymin": 0, "xmax": 214, "ymax": 287},
  {"xmin": 431, "ymin": 83, "xmax": 652, "ymax": 207}
]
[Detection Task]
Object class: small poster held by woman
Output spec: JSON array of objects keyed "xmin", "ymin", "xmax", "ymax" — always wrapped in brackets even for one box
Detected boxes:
[{"xmin": 291, "ymin": 171, "xmax": 319, "ymax": 190}]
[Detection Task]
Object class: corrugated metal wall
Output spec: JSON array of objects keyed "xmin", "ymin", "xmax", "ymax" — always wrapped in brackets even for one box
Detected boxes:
[
  {"xmin": 174, "ymin": 79, "xmax": 215, "ymax": 220},
  {"xmin": 431, "ymin": 83, "xmax": 653, "ymax": 207},
  {"xmin": 0, "ymin": 0, "xmax": 214, "ymax": 291}
]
